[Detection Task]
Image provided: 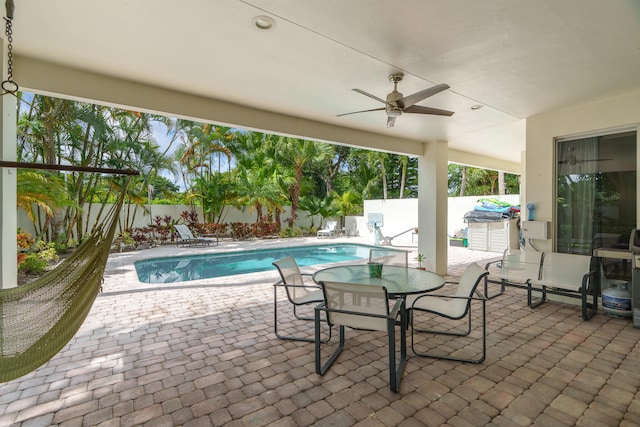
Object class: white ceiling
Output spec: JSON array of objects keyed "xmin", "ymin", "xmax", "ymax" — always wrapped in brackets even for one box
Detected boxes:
[{"xmin": 10, "ymin": 0, "xmax": 640, "ymax": 165}]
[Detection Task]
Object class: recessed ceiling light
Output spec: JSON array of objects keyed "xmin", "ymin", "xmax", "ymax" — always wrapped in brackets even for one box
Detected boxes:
[
  {"xmin": 253, "ymin": 15, "xmax": 275, "ymax": 31},
  {"xmin": 470, "ymin": 105, "xmax": 483, "ymax": 110}
]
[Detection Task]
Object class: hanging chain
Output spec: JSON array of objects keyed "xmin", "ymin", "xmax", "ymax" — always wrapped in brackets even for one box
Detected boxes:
[{"xmin": 2, "ymin": 0, "xmax": 17, "ymax": 94}]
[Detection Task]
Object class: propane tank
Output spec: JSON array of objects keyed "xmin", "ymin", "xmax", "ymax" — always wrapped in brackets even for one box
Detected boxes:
[{"xmin": 602, "ymin": 281, "xmax": 632, "ymax": 318}]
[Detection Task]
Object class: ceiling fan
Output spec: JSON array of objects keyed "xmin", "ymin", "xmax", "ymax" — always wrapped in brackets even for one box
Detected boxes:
[{"xmin": 337, "ymin": 72, "xmax": 454, "ymax": 128}]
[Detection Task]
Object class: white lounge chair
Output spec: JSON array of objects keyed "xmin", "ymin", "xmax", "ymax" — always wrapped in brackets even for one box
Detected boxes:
[
  {"xmin": 174, "ymin": 224, "xmax": 218, "ymax": 247},
  {"xmin": 317, "ymin": 220, "xmax": 338, "ymax": 239}
]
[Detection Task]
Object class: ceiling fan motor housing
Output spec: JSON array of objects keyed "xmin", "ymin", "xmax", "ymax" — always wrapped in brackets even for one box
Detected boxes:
[{"xmin": 386, "ymin": 89, "xmax": 404, "ymax": 116}]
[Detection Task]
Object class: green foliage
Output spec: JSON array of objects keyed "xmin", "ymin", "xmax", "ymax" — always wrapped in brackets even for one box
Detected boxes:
[
  {"xmin": 448, "ymin": 164, "xmax": 520, "ymax": 196},
  {"xmin": 279, "ymin": 226, "xmax": 303, "ymax": 238},
  {"xmin": 53, "ymin": 233, "xmax": 78, "ymax": 253},
  {"xmin": 332, "ymin": 190, "xmax": 363, "ymax": 216},
  {"xmin": 18, "ymin": 242, "xmax": 59, "ymax": 274},
  {"xmin": 118, "ymin": 232, "xmax": 136, "ymax": 247}
]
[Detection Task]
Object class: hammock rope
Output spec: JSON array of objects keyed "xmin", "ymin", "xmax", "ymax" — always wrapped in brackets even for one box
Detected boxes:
[{"xmin": 0, "ymin": 185, "xmax": 127, "ymax": 382}]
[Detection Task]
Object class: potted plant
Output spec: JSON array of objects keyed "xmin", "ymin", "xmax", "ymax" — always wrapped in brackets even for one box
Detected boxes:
[{"xmin": 415, "ymin": 253, "xmax": 426, "ymax": 270}]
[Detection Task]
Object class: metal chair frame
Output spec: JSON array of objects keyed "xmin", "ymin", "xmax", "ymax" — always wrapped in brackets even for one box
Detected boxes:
[
  {"xmin": 273, "ymin": 257, "xmax": 330, "ymax": 343},
  {"xmin": 410, "ymin": 263, "xmax": 489, "ymax": 364},
  {"xmin": 368, "ymin": 248, "xmax": 409, "ymax": 267},
  {"xmin": 314, "ymin": 281, "xmax": 407, "ymax": 392}
]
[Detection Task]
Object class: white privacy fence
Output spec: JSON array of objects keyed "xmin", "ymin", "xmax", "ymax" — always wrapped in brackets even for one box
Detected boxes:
[
  {"xmin": 18, "ymin": 195, "xmax": 520, "ymax": 244},
  {"xmin": 347, "ymin": 195, "xmax": 521, "ymax": 246}
]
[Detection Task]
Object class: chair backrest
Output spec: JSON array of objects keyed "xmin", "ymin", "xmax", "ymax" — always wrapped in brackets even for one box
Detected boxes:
[
  {"xmin": 538, "ymin": 252, "xmax": 592, "ymax": 291},
  {"xmin": 320, "ymin": 281, "xmax": 390, "ymax": 332},
  {"xmin": 500, "ymin": 248, "xmax": 542, "ymax": 282},
  {"xmin": 175, "ymin": 224, "xmax": 195, "ymax": 240},
  {"xmin": 369, "ymin": 248, "xmax": 408, "ymax": 267},
  {"xmin": 450, "ymin": 262, "xmax": 490, "ymax": 317},
  {"xmin": 273, "ymin": 256, "xmax": 315, "ymax": 302}
]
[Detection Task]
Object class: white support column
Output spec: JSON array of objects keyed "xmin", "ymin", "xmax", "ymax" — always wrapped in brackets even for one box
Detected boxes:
[
  {"xmin": 0, "ymin": 38, "xmax": 17, "ymax": 289},
  {"xmin": 418, "ymin": 140, "xmax": 449, "ymax": 275}
]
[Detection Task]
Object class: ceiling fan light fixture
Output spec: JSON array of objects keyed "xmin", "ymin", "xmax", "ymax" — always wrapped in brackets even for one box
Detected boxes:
[
  {"xmin": 253, "ymin": 15, "xmax": 275, "ymax": 31},
  {"xmin": 387, "ymin": 108, "xmax": 403, "ymax": 117}
]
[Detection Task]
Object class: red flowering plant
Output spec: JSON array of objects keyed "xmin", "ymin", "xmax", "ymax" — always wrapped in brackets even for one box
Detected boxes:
[{"xmin": 16, "ymin": 229, "xmax": 34, "ymax": 267}]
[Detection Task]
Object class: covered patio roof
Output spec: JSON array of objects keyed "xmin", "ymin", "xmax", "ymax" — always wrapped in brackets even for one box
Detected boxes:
[
  {"xmin": 9, "ymin": 0, "xmax": 640, "ymax": 172},
  {"xmin": 2, "ymin": 1, "xmax": 640, "ymax": 282}
]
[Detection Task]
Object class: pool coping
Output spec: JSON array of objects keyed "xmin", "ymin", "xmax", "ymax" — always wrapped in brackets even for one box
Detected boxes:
[
  {"xmin": 132, "ymin": 241, "xmax": 390, "ymax": 284},
  {"xmin": 102, "ymin": 235, "xmax": 500, "ymax": 294},
  {"xmin": 104, "ymin": 236, "xmax": 388, "ymax": 292}
]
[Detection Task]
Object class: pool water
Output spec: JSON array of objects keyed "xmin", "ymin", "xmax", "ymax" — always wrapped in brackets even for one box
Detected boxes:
[{"xmin": 134, "ymin": 243, "xmax": 380, "ymax": 284}]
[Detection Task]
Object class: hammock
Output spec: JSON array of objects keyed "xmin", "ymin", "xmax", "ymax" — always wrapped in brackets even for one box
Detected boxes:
[{"xmin": 0, "ymin": 188, "xmax": 126, "ymax": 382}]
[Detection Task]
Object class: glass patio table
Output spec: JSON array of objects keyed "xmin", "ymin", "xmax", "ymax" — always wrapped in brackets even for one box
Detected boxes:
[{"xmin": 312, "ymin": 265, "xmax": 445, "ymax": 298}]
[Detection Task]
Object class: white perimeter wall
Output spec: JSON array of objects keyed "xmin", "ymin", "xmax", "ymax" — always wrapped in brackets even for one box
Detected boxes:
[
  {"xmin": 351, "ymin": 195, "xmax": 521, "ymax": 245},
  {"xmin": 17, "ymin": 204, "xmax": 312, "ymax": 238},
  {"xmin": 18, "ymin": 196, "xmax": 521, "ymax": 243}
]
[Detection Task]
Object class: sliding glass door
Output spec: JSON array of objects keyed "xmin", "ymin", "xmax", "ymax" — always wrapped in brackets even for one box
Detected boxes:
[{"xmin": 556, "ymin": 130, "xmax": 636, "ymax": 258}]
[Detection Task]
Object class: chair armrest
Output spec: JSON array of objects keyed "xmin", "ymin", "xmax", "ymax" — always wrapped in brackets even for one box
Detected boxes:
[
  {"xmin": 274, "ymin": 281, "xmax": 321, "ymax": 290},
  {"xmin": 388, "ymin": 298, "xmax": 405, "ymax": 319},
  {"xmin": 411, "ymin": 293, "xmax": 487, "ymax": 306},
  {"xmin": 316, "ymin": 302, "xmax": 403, "ymax": 321},
  {"xmin": 484, "ymin": 259, "xmax": 502, "ymax": 269}
]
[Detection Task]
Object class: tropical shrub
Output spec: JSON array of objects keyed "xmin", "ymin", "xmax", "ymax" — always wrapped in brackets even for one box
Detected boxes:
[
  {"xmin": 151, "ymin": 215, "xmax": 177, "ymax": 243},
  {"xmin": 229, "ymin": 222, "xmax": 253, "ymax": 240},
  {"xmin": 252, "ymin": 216, "xmax": 279, "ymax": 238},
  {"xmin": 279, "ymin": 226, "xmax": 303, "ymax": 238},
  {"xmin": 202, "ymin": 222, "xmax": 227, "ymax": 237},
  {"xmin": 18, "ymin": 242, "xmax": 59, "ymax": 274}
]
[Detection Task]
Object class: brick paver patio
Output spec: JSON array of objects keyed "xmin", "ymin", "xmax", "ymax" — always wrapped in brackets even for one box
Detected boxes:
[{"xmin": 0, "ymin": 238, "xmax": 639, "ymax": 426}]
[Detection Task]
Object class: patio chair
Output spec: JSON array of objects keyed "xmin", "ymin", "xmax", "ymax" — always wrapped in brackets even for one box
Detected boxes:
[
  {"xmin": 315, "ymin": 281, "xmax": 407, "ymax": 392},
  {"xmin": 174, "ymin": 224, "xmax": 218, "ymax": 247},
  {"xmin": 368, "ymin": 248, "xmax": 409, "ymax": 267},
  {"xmin": 317, "ymin": 220, "xmax": 338, "ymax": 238},
  {"xmin": 272, "ymin": 257, "xmax": 330, "ymax": 343},
  {"xmin": 409, "ymin": 262, "xmax": 489, "ymax": 363}
]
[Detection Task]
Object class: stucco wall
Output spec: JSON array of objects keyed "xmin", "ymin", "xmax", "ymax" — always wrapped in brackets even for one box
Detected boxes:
[
  {"xmin": 17, "ymin": 204, "xmax": 310, "ymax": 238},
  {"xmin": 357, "ymin": 195, "xmax": 521, "ymax": 246},
  {"xmin": 525, "ymin": 90, "xmax": 640, "ymax": 251}
]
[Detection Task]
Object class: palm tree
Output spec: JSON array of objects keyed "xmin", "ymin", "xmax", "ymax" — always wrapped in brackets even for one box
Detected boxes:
[
  {"xmin": 16, "ymin": 170, "xmax": 73, "ymax": 242},
  {"xmin": 398, "ymin": 155, "xmax": 408, "ymax": 199},
  {"xmin": 372, "ymin": 151, "xmax": 389, "ymax": 200},
  {"xmin": 299, "ymin": 196, "xmax": 330, "ymax": 228},
  {"xmin": 332, "ymin": 190, "xmax": 362, "ymax": 229},
  {"xmin": 177, "ymin": 123, "xmax": 235, "ymax": 222},
  {"xmin": 276, "ymin": 137, "xmax": 332, "ymax": 227}
]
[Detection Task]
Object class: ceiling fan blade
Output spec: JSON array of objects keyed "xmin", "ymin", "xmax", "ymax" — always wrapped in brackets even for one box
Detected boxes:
[
  {"xmin": 352, "ymin": 89, "xmax": 387, "ymax": 104},
  {"xmin": 401, "ymin": 83, "xmax": 450, "ymax": 108},
  {"xmin": 336, "ymin": 107, "xmax": 386, "ymax": 117},
  {"xmin": 404, "ymin": 105, "xmax": 455, "ymax": 116},
  {"xmin": 386, "ymin": 116, "xmax": 396, "ymax": 128}
]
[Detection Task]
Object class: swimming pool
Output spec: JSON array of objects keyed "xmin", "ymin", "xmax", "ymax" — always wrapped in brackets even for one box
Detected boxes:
[{"xmin": 134, "ymin": 243, "xmax": 382, "ymax": 284}]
